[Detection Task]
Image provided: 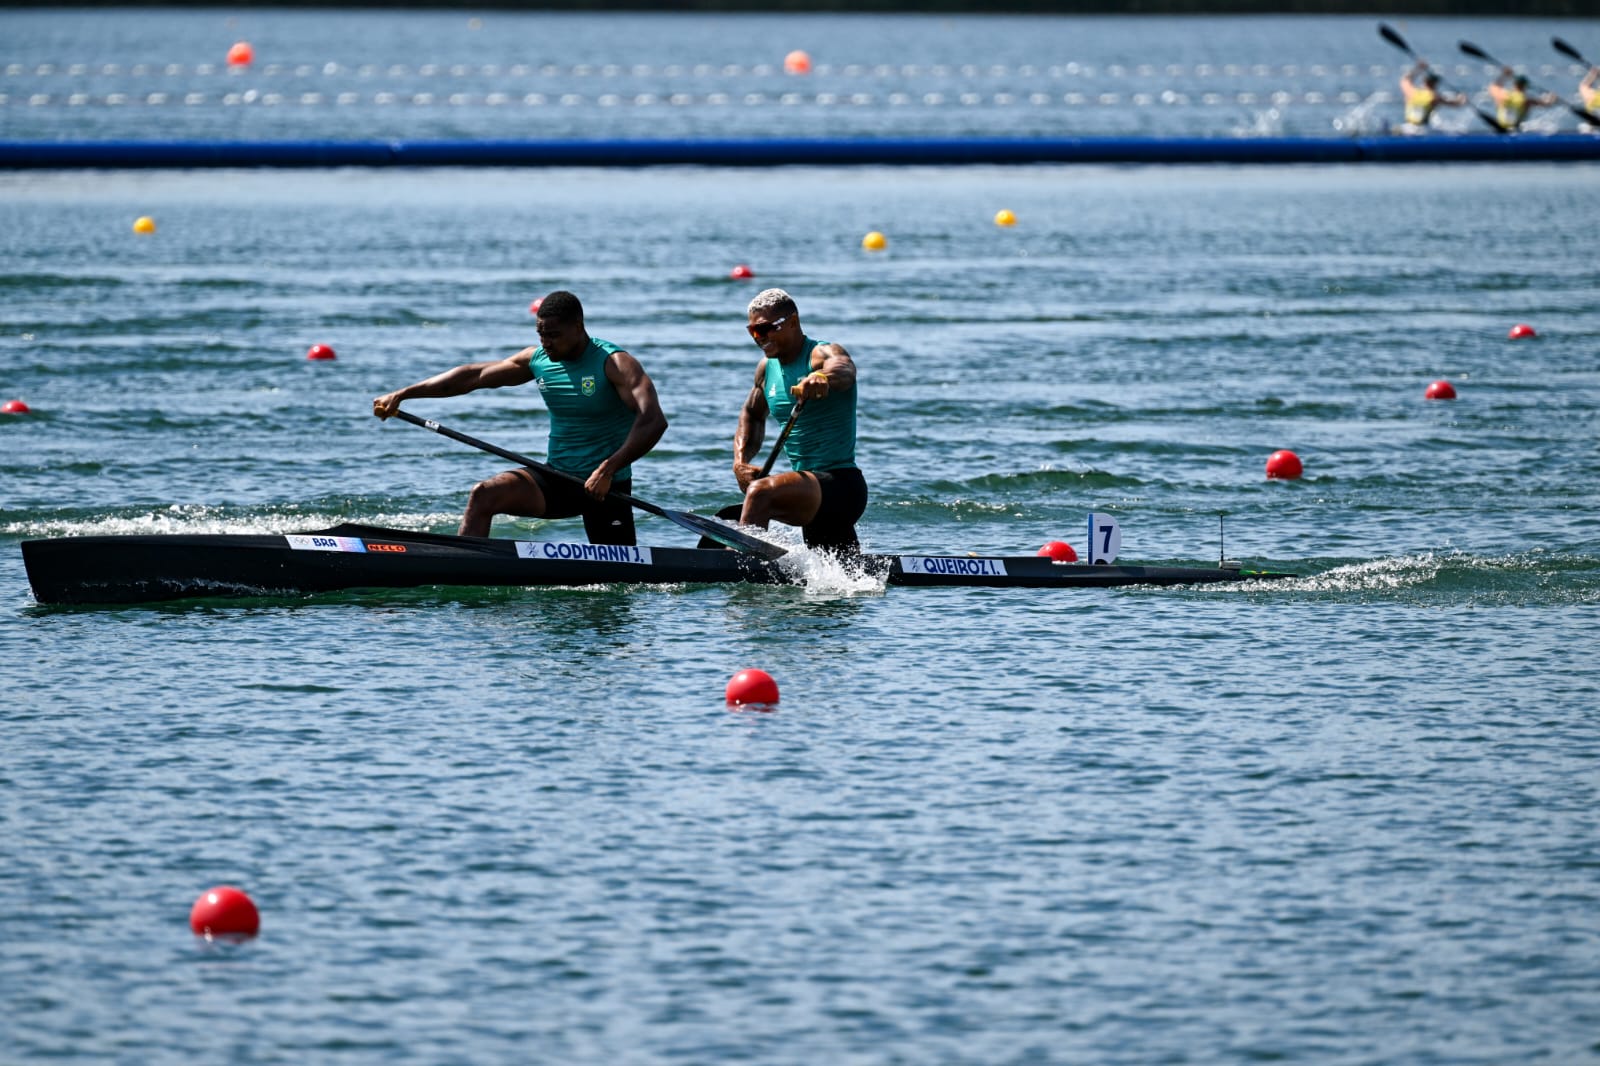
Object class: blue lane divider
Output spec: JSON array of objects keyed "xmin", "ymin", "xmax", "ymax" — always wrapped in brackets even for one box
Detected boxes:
[{"xmin": 3, "ymin": 136, "xmax": 1599, "ymax": 168}]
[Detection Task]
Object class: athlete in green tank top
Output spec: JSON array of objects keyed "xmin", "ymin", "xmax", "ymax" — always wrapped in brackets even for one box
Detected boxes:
[
  {"xmin": 372, "ymin": 290, "xmax": 668, "ymax": 544},
  {"xmin": 532, "ymin": 336, "xmax": 640, "ymax": 482},
  {"xmin": 732, "ymin": 288, "xmax": 868, "ymax": 558},
  {"xmin": 761, "ymin": 336, "xmax": 856, "ymax": 472}
]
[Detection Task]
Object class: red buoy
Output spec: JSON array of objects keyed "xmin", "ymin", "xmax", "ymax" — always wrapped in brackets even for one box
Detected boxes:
[
  {"xmin": 1424, "ymin": 379, "xmax": 1456, "ymax": 401},
  {"xmin": 226, "ymin": 41, "xmax": 254, "ymax": 67},
  {"xmin": 1265, "ymin": 449, "xmax": 1303, "ymax": 480},
  {"xmin": 190, "ymin": 885, "xmax": 260, "ymax": 939},
  {"xmin": 1036, "ymin": 540, "xmax": 1077, "ymax": 562},
  {"xmin": 528, "ymin": 297, "xmax": 543, "ymax": 315},
  {"xmin": 306, "ymin": 344, "xmax": 336, "ymax": 361},
  {"xmin": 729, "ymin": 264, "xmax": 755, "ymax": 280},
  {"xmin": 2, "ymin": 399, "xmax": 30, "ymax": 414},
  {"xmin": 726, "ymin": 668, "xmax": 780, "ymax": 707},
  {"xmin": 1508, "ymin": 323, "xmax": 1537, "ymax": 340}
]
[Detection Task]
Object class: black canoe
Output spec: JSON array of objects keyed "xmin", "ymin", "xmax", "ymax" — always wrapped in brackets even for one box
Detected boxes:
[{"xmin": 20, "ymin": 523, "xmax": 1296, "ymax": 605}]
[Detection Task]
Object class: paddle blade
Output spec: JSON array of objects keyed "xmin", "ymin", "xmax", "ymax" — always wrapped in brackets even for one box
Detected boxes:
[
  {"xmin": 1458, "ymin": 40, "xmax": 1496, "ymax": 64},
  {"xmin": 697, "ymin": 504, "xmax": 750, "ymax": 549},
  {"xmin": 672, "ymin": 510, "xmax": 789, "ymax": 559},
  {"xmin": 1553, "ymin": 37, "xmax": 1587, "ymax": 65},
  {"xmin": 1472, "ymin": 108, "xmax": 1509, "ymax": 135},
  {"xmin": 1379, "ymin": 24, "xmax": 1414, "ymax": 57}
]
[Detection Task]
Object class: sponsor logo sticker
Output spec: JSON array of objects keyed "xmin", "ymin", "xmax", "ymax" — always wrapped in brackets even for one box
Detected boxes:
[
  {"xmin": 286, "ymin": 535, "xmax": 368, "ymax": 553},
  {"xmin": 365, "ymin": 543, "xmax": 407, "ymax": 553}
]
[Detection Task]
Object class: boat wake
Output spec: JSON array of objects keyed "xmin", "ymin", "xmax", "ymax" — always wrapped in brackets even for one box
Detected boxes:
[
  {"xmin": 1268, "ymin": 550, "xmax": 1600, "ymax": 606},
  {"xmin": 2, "ymin": 504, "xmax": 458, "ymax": 540}
]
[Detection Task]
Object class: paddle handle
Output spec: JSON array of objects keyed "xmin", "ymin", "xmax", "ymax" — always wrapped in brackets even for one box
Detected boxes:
[{"xmin": 390, "ymin": 409, "xmax": 666, "ymax": 519}]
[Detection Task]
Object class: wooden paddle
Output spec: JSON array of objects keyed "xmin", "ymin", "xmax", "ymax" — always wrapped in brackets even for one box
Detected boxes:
[
  {"xmin": 1379, "ymin": 23, "xmax": 1507, "ymax": 133},
  {"xmin": 391, "ymin": 409, "xmax": 788, "ymax": 559},
  {"xmin": 1460, "ymin": 39, "xmax": 1595, "ymax": 125}
]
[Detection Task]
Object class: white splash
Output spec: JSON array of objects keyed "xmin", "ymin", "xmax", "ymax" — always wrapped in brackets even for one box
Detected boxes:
[
  {"xmin": 741, "ymin": 522, "xmax": 886, "ymax": 597},
  {"xmin": 780, "ymin": 553, "xmax": 887, "ymax": 599},
  {"xmin": 1330, "ymin": 92, "xmax": 1390, "ymax": 136}
]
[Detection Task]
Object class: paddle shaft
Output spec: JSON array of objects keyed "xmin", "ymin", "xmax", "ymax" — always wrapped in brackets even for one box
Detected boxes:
[
  {"xmin": 709, "ymin": 398, "xmax": 806, "ymax": 526},
  {"xmin": 757, "ymin": 397, "xmax": 805, "ymax": 479},
  {"xmin": 391, "ymin": 409, "xmax": 791, "ymax": 559},
  {"xmin": 392, "ymin": 409, "xmax": 669, "ymax": 518},
  {"xmin": 1461, "ymin": 39, "xmax": 1594, "ymax": 123},
  {"xmin": 1379, "ymin": 23, "xmax": 1506, "ymax": 133},
  {"xmin": 1462, "ymin": 40, "xmax": 1548, "ymax": 92},
  {"xmin": 393, "ymin": 406, "xmax": 787, "ymax": 557}
]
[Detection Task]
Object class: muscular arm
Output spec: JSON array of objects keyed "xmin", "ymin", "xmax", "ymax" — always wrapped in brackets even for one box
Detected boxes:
[
  {"xmin": 733, "ymin": 360, "xmax": 770, "ymax": 491},
  {"xmin": 1488, "ymin": 69, "xmax": 1512, "ymax": 103},
  {"xmin": 373, "ymin": 350, "xmax": 535, "ymax": 419},
  {"xmin": 586, "ymin": 350, "xmax": 668, "ymax": 497},
  {"xmin": 792, "ymin": 343, "xmax": 856, "ymax": 402}
]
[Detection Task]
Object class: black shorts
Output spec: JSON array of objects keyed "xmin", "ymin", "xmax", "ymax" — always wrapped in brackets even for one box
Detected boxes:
[
  {"xmin": 803, "ymin": 466, "xmax": 868, "ymax": 556},
  {"xmin": 527, "ymin": 470, "xmax": 636, "ymax": 546}
]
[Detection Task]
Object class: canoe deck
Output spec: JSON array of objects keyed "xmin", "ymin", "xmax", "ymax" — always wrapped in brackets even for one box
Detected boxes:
[{"xmin": 21, "ymin": 522, "xmax": 1295, "ymax": 605}]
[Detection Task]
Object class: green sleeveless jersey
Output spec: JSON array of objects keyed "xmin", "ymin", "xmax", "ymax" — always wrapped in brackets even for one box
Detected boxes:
[
  {"xmin": 531, "ymin": 337, "xmax": 637, "ymax": 480},
  {"xmin": 763, "ymin": 336, "xmax": 856, "ymax": 472}
]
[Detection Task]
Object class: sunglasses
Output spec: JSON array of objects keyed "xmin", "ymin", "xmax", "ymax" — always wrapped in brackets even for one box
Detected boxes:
[{"xmin": 747, "ymin": 314, "xmax": 791, "ymax": 339}]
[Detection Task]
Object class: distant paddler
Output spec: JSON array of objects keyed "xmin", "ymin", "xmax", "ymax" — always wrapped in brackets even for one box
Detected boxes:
[
  {"xmin": 1552, "ymin": 37, "xmax": 1600, "ymax": 124},
  {"xmin": 1399, "ymin": 60, "xmax": 1466, "ymax": 130},
  {"xmin": 731, "ymin": 288, "xmax": 866, "ymax": 560},
  {"xmin": 372, "ymin": 290, "xmax": 668, "ymax": 543},
  {"xmin": 1580, "ymin": 65, "xmax": 1600, "ymax": 122},
  {"xmin": 1486, "ymin": 67, "xmax": 1559, "ymax": 131}
]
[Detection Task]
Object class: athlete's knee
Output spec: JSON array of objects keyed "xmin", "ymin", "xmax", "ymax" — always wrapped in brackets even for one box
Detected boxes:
[
  {"xmin": 464, "ymin": 478, "xmax": 503, "ymax": 514},
  {"xmin": 745, "ymin": 477, "xmax": 778, "ymax": 505},
  {"xmin": 741, "ymin": 478, "xmax": 776, "ymax": 522}
]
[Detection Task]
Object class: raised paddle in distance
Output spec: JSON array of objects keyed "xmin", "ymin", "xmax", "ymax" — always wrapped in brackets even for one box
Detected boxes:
[
  {"xmin": 1553, "ymin": 37, "xmax": 1591, "ymax": 67},
  {"xmin": 391, "ymin": 409, "xmax": 789, "ymax": 559},
  {"xmin": 697, "ymin": 398, "xmax": 805, "ymax": 547},
  {"xmin": 1378, "ymin": 23, "xmax": 1507, "ymax": 133},
  {"xmin": 1460, "ymin": 39, "xmax": 1595, "ymax": 124}
]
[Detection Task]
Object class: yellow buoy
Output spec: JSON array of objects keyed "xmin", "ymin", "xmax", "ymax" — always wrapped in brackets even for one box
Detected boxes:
[
  {"xmin": 994, "ymin": 209, "xmax": 1017, "ymax": 227},
  {"xmin": 861, "ymin": 230, "xmax": 887, "ymax": 252},
  {"xmin": 132, "ymin": 216, "xmax": 156, "ymax": 234}
]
